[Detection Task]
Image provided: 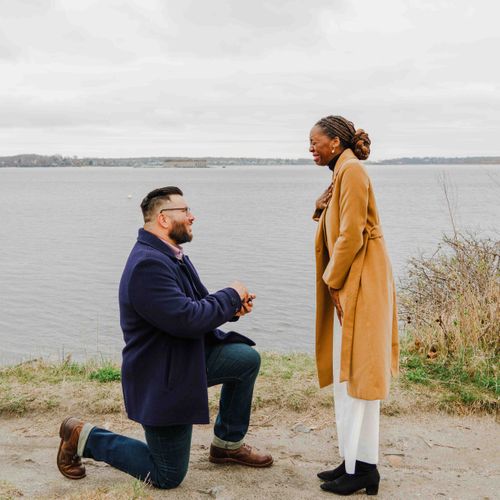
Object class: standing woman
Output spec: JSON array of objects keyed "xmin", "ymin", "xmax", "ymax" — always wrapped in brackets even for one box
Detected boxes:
[{"xmin": 309, "ymin": 116, "xmax": 399, "ymax": 496}]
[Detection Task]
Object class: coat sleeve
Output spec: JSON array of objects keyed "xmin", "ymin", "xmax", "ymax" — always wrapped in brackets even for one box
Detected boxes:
[
  {"xmin": 128, "ymin": 258, "xmax": 242, "ymax": 339},
  {"xmin": 323, "ymin": 164, "xmax": 369, "ymax": 290}
]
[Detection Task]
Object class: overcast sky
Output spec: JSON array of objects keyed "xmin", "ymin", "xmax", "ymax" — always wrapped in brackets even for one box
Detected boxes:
[{"xmin": 0, "ymin": 0, "xmax": 499, "ymax": 160}]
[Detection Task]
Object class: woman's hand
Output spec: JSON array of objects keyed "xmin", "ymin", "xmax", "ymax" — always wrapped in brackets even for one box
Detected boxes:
[
  {"xmin": 315, "ymin": 184, "xmax": 333, "ymax": 211},
  {"xmin": 329, "ymin": 288, "xmax": 343, "ymax": 325}
]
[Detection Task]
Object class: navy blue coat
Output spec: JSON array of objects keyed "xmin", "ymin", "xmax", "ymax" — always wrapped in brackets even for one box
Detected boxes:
[{"xmin": 119, "ymin": 228, "xmax": 254, "ymax": 426}]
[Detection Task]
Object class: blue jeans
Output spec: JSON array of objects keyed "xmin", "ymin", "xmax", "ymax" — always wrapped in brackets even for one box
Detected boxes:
[{"xmin": 82, "ymin": 342, "xmax": 260, "ymax": 489}]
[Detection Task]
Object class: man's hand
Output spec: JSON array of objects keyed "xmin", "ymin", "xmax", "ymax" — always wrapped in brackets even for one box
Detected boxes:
[
  {"xmin": 230, "ymin": 281, "xmax": 249, "ymax": 302},
  {"xmin": 229, "ymin": 281, "xmax": 256, "ymax": 316},
  {"xmin": 329, "ymin": 288, "xmax": 343, "ymax": 326},
  {"xmin": 235, "ymin": 293, "xmax": 256, "ymax": 317}
]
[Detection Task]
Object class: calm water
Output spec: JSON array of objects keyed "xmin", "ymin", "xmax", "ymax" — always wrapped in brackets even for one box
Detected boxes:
[{"xmin": 0, "ymin": 164, "xmax": 498, "ymax": 365}]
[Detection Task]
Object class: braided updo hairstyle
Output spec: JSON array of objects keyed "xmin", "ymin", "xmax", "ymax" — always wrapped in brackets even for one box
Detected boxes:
[{"xmin": 315, "ymin": 115, "xmax": 371, "ymax": 160}]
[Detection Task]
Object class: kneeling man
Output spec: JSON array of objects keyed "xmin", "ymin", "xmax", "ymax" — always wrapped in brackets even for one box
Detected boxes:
[{"xmin": 57, "ymin": 186, "xmax": 272, "ymax": 489}]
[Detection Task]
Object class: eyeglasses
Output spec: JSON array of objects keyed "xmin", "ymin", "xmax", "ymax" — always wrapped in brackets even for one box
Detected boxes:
[{"xmin": 159, "ymin": 207, "xmax": 192, "ymax": 215}]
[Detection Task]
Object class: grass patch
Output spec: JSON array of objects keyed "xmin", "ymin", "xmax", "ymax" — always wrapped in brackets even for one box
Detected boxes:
[
  {"xmin": 0, "ymin": 480, "xmax": 23, "ymax": 499},
  {"xmin": 0, "ymin": 347, "xmax": 497, "ymax": 418},
  {"xmin": 0, "ymin": 393, "xmax": 32, "ymax": 415},
  {"xmin": 89, "ymin": 364, "xmax": 121, "ymax": 383},
  {"xmin": 0, "ymin": 357, "xmax": 122, "ymax": 417},
  {"xmin": 252, "ymin": 352, "xmax": 331, "ymax": 412},
  {"xmin": 44, "ymin": 479, "xmax": 153, "ymax": 500},
  {"xmin": 0, "ymin": 357, "xmax": 92, "ymax": 384},
  {"xmin": 401, "ymin": 348, "xmax": 498, "ymax": 413}
]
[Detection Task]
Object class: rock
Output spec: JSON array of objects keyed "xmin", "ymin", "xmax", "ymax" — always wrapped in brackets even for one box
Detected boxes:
[
  {"xmin": 292, "ymin": 423, "xmax": 312, "ymax": 433},
  {"xmin": 386, "ymin": 454, "xmax": 404, "ymax": 467},
  {"xmin": 204, "ymin": 486, "xmax": 226, "ymax": 498}
]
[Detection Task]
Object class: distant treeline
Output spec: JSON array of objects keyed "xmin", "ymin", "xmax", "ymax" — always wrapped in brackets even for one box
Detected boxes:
[
  {"xmin": 0, "ymin": 154, "xmax": 312, "ymax": 168},
  {"xmin": 0, "ymin": 154, "xmax": 499, "ymax": 168},
  {"xmin": 368, "ymin": 156, "xmax": 500, "ymax": 165}
]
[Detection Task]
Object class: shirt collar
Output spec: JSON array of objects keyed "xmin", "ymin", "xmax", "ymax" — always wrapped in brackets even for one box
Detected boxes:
[{"xmin": 159, "ymin": 238, "xmax": 184, "ymax": 260}]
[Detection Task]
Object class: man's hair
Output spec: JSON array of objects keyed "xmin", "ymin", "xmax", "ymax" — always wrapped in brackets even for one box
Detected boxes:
[{"xmin": 140, "ymin": 186, "xmax": 183, "ymax": 223}]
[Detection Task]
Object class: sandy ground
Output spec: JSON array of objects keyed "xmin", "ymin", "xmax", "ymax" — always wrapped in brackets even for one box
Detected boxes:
[{"xmin": 0, "ymin": 410, "xmax": 498, "ymax": 500}]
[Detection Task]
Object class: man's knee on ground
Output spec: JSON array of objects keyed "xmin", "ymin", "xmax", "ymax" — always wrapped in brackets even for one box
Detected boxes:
[
  {"xmin": 152, "ymin": 468, "xmax": 187, "ymax": 489},
  {"xmin": 152, "ymin": 475, "xmax": 184, "ymax": 490}
]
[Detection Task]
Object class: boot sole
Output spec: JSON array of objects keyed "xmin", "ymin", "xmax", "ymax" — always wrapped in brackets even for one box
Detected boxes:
[
  {"xmin": 57, "ymin": 417, "xmax": 86, "ymax": 480},
  {"xmin": 209, "ymin": 456, "xmax": 273, "ymax": 467}
]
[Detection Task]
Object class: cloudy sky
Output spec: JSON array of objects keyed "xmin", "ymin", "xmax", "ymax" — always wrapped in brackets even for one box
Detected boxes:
[{"xmin": 0, "ymin": 0, "xmax": 499, "ymax": 160}]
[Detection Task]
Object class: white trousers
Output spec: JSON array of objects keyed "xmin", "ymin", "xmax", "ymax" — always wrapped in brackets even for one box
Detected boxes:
[{"xmin": 333, "ymin": 315, "xmax": 380, "ymax": 474}]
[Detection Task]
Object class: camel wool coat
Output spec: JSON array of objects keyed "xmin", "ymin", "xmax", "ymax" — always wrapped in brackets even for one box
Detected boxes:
[{"xmin": 314, "ymin": 148, "xmax": 399, "ymax": 400}]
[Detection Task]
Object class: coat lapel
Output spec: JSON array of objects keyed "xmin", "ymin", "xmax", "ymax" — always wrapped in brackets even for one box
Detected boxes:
[
  {"xmin": 332, "ymin": 148, "xmax": 358, "ymax": 185},
  {"xmin": 137, "ymin": 228, "xmax": 178, "ymax": 260}
]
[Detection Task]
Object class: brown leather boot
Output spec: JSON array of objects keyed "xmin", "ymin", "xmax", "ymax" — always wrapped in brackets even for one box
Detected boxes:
[
  {"xmin": 57, "ymin": 417, "xmax": 86, "ymax": 479},
  {"xmin": 209, "ymin": 443, "xmax": 273, "ymax": 467}
]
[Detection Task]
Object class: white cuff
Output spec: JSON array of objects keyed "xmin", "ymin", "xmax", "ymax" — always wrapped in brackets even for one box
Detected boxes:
[
  {"xmin": 212, "ymin": 435, "xmax": 244, "ymax": 450},
  {"xmin": 77, "ymin": 423, "xmax": 95, "ymax": 457}
]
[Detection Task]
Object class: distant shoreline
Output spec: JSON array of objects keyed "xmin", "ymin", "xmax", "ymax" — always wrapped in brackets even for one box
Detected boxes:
[{"xmin": 0, "ymin": 154, "xmax": 499, "ymax": 168}]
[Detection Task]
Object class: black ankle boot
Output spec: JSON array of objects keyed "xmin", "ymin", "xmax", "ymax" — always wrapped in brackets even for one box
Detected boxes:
[
  {"xmin": 317, "ymin": 460, "xmax": 376, "ymax": 482},
  {"xmin": 317, "ymin": 461, "xmax": 346, "ymax": 481},
  {"xmin": 320, "ymin": 467, "xmax": 380, "ymax": 496},
  {"xmin": 355, "ymin": 460, "xmax": 377, "ymax": 473}
]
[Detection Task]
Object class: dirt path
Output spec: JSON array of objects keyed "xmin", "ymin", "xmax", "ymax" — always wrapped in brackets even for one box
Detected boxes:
[{"xmin": 0, "ymin": 411, "xmax": 498, "ymax": 499}]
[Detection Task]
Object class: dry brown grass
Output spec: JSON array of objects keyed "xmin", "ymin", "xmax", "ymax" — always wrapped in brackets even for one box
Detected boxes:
[
  {"xmin": 1, "ymin": 351, "xmax": 471, "ymax": 424},
  {"xmin": 0, "ymin": 358, "xmax": 123, "ymax": 417},
  {"xmin": 38, "ymin": 480, "xmax": 153, "ymax": 500},
  {"xmin": 0, "ymin": 480, "xmax": 23, "ymax": 499},
  {"xmin": 400, "ymin": 233, "xmax": 499, "ymax": 357}
]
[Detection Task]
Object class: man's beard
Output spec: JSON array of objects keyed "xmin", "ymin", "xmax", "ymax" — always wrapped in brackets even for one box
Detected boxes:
[{"xmin": 169, "ymin": 220, "xmax": 193, "ymax": 245}]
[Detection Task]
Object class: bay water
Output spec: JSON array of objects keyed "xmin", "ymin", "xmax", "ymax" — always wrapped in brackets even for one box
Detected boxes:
[{"xmin": 0, "ymin": 164, "xmax": 498, "ymax": 365}]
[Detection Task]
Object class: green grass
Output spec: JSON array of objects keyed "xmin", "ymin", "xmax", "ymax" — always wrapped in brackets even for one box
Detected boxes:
[
  {"xmin": 401, "ymin": 347, "xmax": 498, "ymax": 412},
  {"xmin": 89, "ymin": 364, "xmax": 121, "ymax": 383},
  {"xmin": 0, "ymin": 351, "xmax": 497, "ymax": 417}
]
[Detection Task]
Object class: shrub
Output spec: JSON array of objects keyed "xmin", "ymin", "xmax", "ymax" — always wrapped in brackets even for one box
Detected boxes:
[{"xmin": 399, "ymin": 232, "xmax": 499, "ymax": 404}]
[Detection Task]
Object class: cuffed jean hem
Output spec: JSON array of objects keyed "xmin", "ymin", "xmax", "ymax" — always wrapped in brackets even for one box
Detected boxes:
[
  {"xmin": 212, "ymin": 435, "xmax": 244, "ymax": 450},
  {"xmin": 77, "ymin": 423, "xmax": 95, "ymax": 457}
]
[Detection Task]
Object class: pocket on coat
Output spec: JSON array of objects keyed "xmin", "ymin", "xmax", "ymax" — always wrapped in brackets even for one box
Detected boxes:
[{"xmin": 164, "ymin": 346, "xmax": 175, "ymax": 390}]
